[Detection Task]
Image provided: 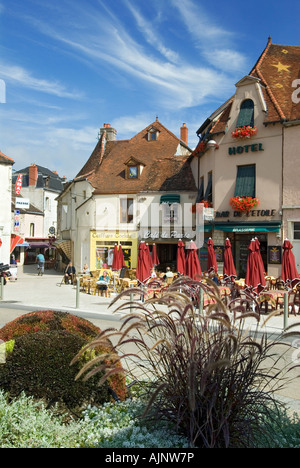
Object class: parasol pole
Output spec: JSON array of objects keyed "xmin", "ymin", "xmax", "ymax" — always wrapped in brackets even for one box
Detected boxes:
[{"xmin": 284, "ymin": 292, "xmax": 288, "ymax": 330}]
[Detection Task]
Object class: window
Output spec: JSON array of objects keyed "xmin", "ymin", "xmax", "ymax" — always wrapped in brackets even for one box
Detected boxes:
[
  {"xmin": 236, "ymin": 99, "xmax": 254, "ymax": 128},
  {"xmin": 128, "ymin": 166, "xmax": 138, "ymax": 179},
  {"xmin": 125, "ymin": 158, "xmax": 142, "ymax": 179},
  {"xmin": 204, "ymin": 172, "xmax": 212, "ymax": 203},
  {"xmin": 120, "ymin": 198, "xmax": 134, "ymax": 224},
  {"xmin": 196, "ymin": 177, "xmax": 204, "ymax": 203},
  {"xmin": 234, "ymin": 165, "xmax": 256, "ymax": 197},
  {"xmin": 294, "ymin": 222, "xmax": 300, "ymax": 240},
  {"xmin": 30, "ymin": 223, "xmax": 35, "ymax": 237},
  {"xmin": 147, "ymin": 126, "xmax": 159, "ymax": 141}
]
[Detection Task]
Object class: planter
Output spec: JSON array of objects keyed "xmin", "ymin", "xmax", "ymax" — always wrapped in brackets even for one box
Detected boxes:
[
  {"xmin": 230, "ymin": 196, "xmax": 260, "ymax": 213},
  {"xmin": 231, "ymin": 126, "xmax": 257, "ymax": 139}
]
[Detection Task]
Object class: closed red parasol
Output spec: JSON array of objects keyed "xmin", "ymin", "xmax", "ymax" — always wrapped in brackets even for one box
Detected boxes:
[
  {"xmin": 254, "ymin": 237, "xmax": 266, "ymax": 290},
  {"xmin": 145, "ymin": 243, "xmax": 153, "ymax": 270},
  {"xmin": 112, "ymin": 244, "xmax": 120, "ymax": 270},
  {"xmin": 136, "ymin": 242, "xmax": 151, "ymax": 283},
  {"xmin": 223, "ymin": 238, "xmax": 237, "ymax": 282},
  {"xmin": 282, "ymin": 239, "xmax": 300, "ymax": 288},
  {"xmin": 151, "ymin": 243, "xmax": 160, "ymax": 266},
  {"xmin": 185, "ymin": 240, "xmax": 202, "ymax": 280},
  {"xmin": 118, "ymin": 244, "xmax": 126, "ymax": 269},
  {"xmin": 177, "ymin": 239, "xmax": 186, "ymax": 275},
  {"xmin": 245, "ymin": 239, "xmax": 266, "ymax": 295},
  {"xmin": 207, "ymin": 238, "xmax": 218, "ymax": 273}
]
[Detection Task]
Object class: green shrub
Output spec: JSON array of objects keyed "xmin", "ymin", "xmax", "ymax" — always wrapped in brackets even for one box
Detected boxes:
[
  {"xmin": 0, "ymin": 310, "xmax": 127, "ymax": 401},
  {"xmin": 77, "ymin": 278, "xmax": 300, "ymax": 448},
  {"xmin": 0, "ymin": 330, "xmax": 111, "ymax": 412}
]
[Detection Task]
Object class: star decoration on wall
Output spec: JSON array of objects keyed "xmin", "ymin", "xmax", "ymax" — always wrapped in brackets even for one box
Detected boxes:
[{"xmin": 271, "ymin": 62, "xmax": 291, "ymax": 73}]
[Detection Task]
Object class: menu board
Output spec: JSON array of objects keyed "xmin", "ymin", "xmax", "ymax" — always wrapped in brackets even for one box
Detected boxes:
[{"xmin": 268, "ymin": 246, "xmax": 282, "ymax": 265}]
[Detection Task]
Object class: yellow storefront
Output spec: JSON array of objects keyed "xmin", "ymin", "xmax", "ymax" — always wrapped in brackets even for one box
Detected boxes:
[{"xmin": 90, "ymin": 231, "xmax": 138, "ymax": 270}]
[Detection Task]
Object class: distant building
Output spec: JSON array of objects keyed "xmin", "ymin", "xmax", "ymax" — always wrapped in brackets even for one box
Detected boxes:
[
  {"xmin": 12, "ymin": 164, "xmax": 66, "ymax": 264},
  {"xmin": 191, "ymin": 38, "xmax": 300, "ymax": 277},
  {"xmin": 57, "ymin": 119, "xmax": 197, "ymax": 271},
  {"xmin": 0, "ymin": 150, "xmax": 14, "ymax": 265}
]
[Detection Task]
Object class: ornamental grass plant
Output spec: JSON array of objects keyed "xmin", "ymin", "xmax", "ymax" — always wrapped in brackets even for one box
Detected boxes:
[{"xmin": 74, "ymin": 277, "xmax": 300, "ymax": 448}]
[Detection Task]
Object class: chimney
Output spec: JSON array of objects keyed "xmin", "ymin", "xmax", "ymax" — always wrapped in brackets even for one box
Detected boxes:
[
  {"xmin": 180, "ymin": 123, "xmax": 188, "ymax": 145},
  {"xmin": 28, "ymin": 164, "xmax": 38, "ymax": 186},
  {"xmin": 99, "ymin": 123, "xmax": 117, "ymax": 141}
]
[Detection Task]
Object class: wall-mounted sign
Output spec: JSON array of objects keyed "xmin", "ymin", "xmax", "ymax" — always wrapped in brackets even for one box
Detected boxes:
[
  {"xmin": 15, "ymin": 198, "xmax": 30, "ymax": 209},
  {"xmin": 216, "ymin": 209, "xmax": 276, "ymax": 218},
  {"xmin": 228, "ymin": 143, "xmax": 264, "ymax": 155},
  {"xmin": 15, "ymin": 174, "xmax": 23, "ymax": 195},
  {"xmin": 268, "ymin": 246, "xmax": 282, "ymax": 264}
]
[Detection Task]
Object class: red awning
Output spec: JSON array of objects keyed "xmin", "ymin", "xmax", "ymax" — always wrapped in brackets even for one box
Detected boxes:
[{"xmin": 11, "ymin": 234, "xmax": 24, "ymax": 253}]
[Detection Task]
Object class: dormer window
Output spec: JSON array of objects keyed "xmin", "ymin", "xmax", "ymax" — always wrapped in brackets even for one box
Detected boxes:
[
  {"xmin": 125, "ymin": 157, "xmax": 144, "ymax": 180},
  {"xmin": 147, "ymin": 126, "xmax": 160, "ymax": 141}
]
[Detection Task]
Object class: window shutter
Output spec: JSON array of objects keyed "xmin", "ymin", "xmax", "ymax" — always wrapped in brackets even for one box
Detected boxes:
[
  {"xmin": 236, "ymin": 99, "xmax": 254, "ymax": 128},
  {"xmin": 234, "ymin": 165, "xmax": 256, "ymax": 197}
]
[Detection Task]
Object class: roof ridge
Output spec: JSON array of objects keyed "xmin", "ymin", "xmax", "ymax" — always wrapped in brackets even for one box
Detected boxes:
[
  {"xmin": 250, "ymin": 37, "xmax": 286, "ymax": 121},
  {"xmin": 250, "ymin": 36, "xmax": 273, "ymax": 75}
]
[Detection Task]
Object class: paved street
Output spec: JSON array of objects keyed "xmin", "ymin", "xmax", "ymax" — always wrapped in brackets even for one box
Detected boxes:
[{"xmin": 0, "ymin": 264, "xmax": 300, "ymax": 415}]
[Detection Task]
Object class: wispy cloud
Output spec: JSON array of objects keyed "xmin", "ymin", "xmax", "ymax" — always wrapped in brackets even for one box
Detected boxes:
[
  {"xmin": 20, "ymin": 1, "xmax": 240, "ymax": 109},
  {"xmin": 0, "ymin": 62, "xmax": 83, "ymax": 99}
]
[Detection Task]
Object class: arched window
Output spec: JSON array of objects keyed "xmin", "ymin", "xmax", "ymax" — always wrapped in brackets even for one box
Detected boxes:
[{"xmin": 236, "ymin": 99, "xmax": 254, "ymax": 128}]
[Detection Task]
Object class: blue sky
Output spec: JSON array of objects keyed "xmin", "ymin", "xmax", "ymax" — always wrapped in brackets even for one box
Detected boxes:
[{"xmin": 0, "ymin": 0, "xmax": 299, "ymax": 179}]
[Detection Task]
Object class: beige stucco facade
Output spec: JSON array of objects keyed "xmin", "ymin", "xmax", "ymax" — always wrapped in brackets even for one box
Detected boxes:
[
  {"xmin": 282, "ymin": 122, "xmax": 300, "ymax": 271},
  {"xmin": 192, "ymin": 76, "xmax": 284, "ymax": 278}
]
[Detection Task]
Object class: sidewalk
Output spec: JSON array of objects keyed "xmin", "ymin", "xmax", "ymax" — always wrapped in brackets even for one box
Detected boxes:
[
  {"xmin": 1, "ymin": 264, "xmax": 300, "ymax": 334},
  {"xmin": 0, "ymin": 264, "xmax": 300, "ymax": 414}
]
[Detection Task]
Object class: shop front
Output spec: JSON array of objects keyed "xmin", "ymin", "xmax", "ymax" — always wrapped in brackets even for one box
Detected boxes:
[
  {"xmin": 212, "ymin": 221, "xmax": 282, "ymax": 278},
  {"xmin": 90, "ymin": 231, "xmax": 138, "ymax": 270}
]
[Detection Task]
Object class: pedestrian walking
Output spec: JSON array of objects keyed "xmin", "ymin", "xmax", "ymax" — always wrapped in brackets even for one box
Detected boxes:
[{"xmin": 36, "ymin": 252, "xmax": 45, "ymax": 276}]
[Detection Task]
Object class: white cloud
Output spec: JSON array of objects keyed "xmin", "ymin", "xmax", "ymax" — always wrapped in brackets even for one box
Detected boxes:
[{"xmin": 0, "ymin": 62, "xmax": 83, "ymax": 99}]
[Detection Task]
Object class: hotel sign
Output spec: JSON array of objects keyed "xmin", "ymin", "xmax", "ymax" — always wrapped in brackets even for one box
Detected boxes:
[{"xmin": 228, "ymin": 143, "xmax": 264, "ymax": 155}]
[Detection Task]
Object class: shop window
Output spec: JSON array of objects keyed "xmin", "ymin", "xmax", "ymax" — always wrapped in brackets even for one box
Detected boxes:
[
  {"xmin": 120, "ymin": 198, "xmax": 134, "ymax": 224},
  {"xmin": 234, "ymin": 165, "xmax": 256, "ymax": 198},
  {"xmin": 236, "ymin": 99, "xmax": 255, "ymax": 128}
]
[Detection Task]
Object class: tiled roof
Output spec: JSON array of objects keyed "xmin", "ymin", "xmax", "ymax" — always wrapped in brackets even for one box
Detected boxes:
[
  {"xmin": 76, "ymin": 120, "xmax": 197, "ymax": 194},
  {"xmin": 250, "ymin": 38, "xmax": 300, "ymax": 122},
  {"xmin": 13, "ymin": 165, "xmax": 65, "ymax": 193},
  {"xmin": 0, "ymin": 150, "xmax": 14, "ymax": 165},
  {"xmin": 196, "ymin": 38, "xmax": 300, "ymax": 141}
]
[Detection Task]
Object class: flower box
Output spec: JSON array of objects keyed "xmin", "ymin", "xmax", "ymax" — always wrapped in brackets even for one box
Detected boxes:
[
  {"xmin": 231, "ymin": 126, "xmax": 257, "ymax": 139},
  {"xmin": 230, "ymin": 196, "xmax": 260, "ymax": 213}
]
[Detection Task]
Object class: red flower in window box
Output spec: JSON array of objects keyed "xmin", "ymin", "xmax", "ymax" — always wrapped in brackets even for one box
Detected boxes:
[
  {"xmin": 231, "ymin": 126, "xmax": 257, "ymax": 139},
  {"xmin": 192, "ymin": 141, "xmax": 207, "ymax": 157},
  {"xmin": 191, "ymin": 200, "xmax": 213, "ymax": 213},
  {"xmin": 230, "ymin": 196, "xmax": 260, "ymax": 213}
]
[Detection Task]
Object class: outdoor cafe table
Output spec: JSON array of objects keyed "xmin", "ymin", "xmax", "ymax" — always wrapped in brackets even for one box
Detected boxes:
[{"xmin": 257, "ymin": 290, "xmax": 285, "ymax": 312}]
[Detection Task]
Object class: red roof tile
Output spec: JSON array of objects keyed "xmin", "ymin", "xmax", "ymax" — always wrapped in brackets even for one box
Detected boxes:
[
  {"xmin": 0, "ymin": 150, "xmax": 14, "ymax": 164},
  {"xmin": 198, "ymin": 39, "xmax": 300, "ymax": 138},
  {"xmin": 76, "ymin": 120, "xmax": 197, "ymax": 194}
]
